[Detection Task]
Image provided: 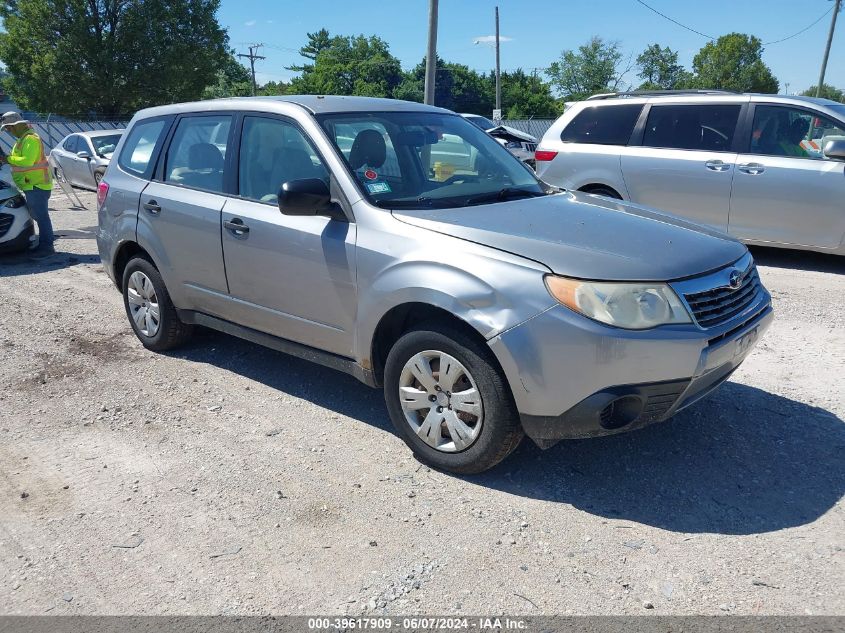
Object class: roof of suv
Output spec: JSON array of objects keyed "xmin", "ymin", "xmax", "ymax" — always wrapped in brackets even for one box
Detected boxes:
[{"xmin": 134, "ymin": 95, "xmax": 451, "ymax": 119}]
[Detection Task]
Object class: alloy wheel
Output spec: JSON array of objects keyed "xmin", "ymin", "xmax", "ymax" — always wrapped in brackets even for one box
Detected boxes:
[
  {"xmin": 126, "ymin": 271, "xmax": 161, "ymax": 337},
  {"xmin": 398, "ymin": 350, "xmax": 484, "ymax": 452}
]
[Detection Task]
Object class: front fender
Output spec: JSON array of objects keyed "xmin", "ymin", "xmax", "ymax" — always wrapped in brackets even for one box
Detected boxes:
[{"xmin": 354, "ymin": 242, "xmax": 556, "ymax": 367}]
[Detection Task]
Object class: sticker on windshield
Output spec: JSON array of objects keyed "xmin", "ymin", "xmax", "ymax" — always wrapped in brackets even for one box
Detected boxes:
[
  {"xmin": 364, "ymin": 169, "xmax": 378, "ymax": 180},
  {"xmin": 366, "ymin": 181, "xmax": 391, "ymax": 194}
]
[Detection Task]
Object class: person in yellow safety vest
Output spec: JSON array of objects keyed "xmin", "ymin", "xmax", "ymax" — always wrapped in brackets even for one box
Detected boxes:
[{"xmin": 0, "ymin": 111, "xmax": 55, "ymax": 257}]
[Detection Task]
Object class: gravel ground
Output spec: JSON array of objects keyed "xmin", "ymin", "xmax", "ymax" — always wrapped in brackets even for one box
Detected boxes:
[{"xmin": 0, "ymin": 186, "xmax": 843, "ymax": 616}]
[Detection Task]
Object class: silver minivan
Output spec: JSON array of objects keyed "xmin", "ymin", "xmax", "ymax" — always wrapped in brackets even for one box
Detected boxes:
[
  {"xmin": 536, "ymin": 92, "xmax": 845, "ymax": 256},
  {"xmin": 97, "ymin": 96, "xmax": 772, "ymax": 473}
]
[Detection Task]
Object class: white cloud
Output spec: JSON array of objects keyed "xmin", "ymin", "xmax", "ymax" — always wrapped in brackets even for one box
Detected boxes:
[
  {"xmin": 473, "ymin": 35, "xmax": 513, "ymax": 44},
  {"xmin": 244, "ymin": 19, "xmax": 256, "ymax": 27}
]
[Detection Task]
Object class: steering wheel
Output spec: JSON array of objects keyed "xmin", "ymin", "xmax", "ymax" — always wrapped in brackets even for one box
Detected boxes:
[{"xmin": 441, "ymin": 174, "xmax": 480, "ymax": 185}]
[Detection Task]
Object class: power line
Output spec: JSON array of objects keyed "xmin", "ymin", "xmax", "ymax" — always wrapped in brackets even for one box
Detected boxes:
[
  {"xmin": 633, "ymin": 0, "xmax": 714, "ymax": 39},
  {"xmin": 763, "ymin": 5, "xmax": 833, "ymax": 44}
]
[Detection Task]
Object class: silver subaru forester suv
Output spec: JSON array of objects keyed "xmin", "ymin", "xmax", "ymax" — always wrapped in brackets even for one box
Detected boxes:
[{"xmin": 97, "ymin": 96, "xmax": 772, "ymax": 473}]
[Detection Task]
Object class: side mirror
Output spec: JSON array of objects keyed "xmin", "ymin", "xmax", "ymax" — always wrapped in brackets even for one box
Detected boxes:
[
  {"xmin": 823, "ymin": 139, "xmax": 845, "ymax": 161},
  {"xmin": 76, "ymin": 150, "xmax": 91, "ymax": 160},
  {"xmin": 277, "ymin": 178, "xmax": 334, "ymax": 217}
]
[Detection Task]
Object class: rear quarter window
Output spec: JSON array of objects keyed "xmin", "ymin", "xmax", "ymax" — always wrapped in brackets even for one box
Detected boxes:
[
  {"xmin": 117, "ymin": 118, "xmax": 169, "ymax": 178},
  {"xmin": 561, "ymin": 104, "xmax": 643, "ymax": 145}
]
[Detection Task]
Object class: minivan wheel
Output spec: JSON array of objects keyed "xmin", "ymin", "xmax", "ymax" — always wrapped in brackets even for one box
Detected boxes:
[
  {"xmin": 581, "ymin": 185, "xmax": 622, "ymax": 200},
  {"xmin": 122, "ymin": 256, "xmax": 192, "ymax": 351},
  {"xmin": 384, "ymin": 324, "xmax": 523, "ymax": 474}
]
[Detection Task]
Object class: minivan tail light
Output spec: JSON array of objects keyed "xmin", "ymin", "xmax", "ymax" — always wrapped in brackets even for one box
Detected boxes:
[
  {"xmin": 97, "ymin": 181, "xmax": 109, "ymax": 209},
  {"xmin": 534, "ymin": 150, "xmax": 558, "ymax": 162}
]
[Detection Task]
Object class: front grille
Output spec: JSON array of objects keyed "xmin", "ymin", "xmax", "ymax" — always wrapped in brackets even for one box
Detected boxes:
[
  {"xmin": 684, "ymin": 265, "xmax": 762, "ymax": 328},
  {"xmin": 0, "ymin": 212, "xmax": 13, "ymax": 238},
  {"xmin": 524, "ymin": 142, "xmax": 537, "ymax": 152}
]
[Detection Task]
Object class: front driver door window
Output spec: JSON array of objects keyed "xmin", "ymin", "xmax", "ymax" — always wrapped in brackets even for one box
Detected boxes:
[
  {"xmin": 220, "ymin": 115, "xmax": 357, "ymax": 357},
  {"xmin": 729, "ymin": 105, "xmax": 845, "ymax": 249}
]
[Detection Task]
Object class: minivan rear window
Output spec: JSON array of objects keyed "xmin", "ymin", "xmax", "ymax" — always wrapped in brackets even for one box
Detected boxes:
[{"xmin": 561, "ymin": 104, "xmax": 643, "ymax": 145}]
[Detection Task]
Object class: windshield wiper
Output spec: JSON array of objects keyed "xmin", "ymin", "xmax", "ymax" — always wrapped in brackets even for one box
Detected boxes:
[{"xmin": 463, "ymin": 187, "xmax": 546, "ymax": 206}]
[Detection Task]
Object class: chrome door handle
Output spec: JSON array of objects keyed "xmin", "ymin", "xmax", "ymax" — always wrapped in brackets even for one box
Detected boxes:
[
  {"xmin": 738, "ymin": 163, "xmax": 765, "ymax": 175},
  {"xmin": 142, "ymin": 200, "xmax": 161, "ymax": 215},
  {"xmin": 705, "ymin": 160, "xmax": 731, "ymax": 172},
  {"xmin": 224, "ymin": 218, "xmax": 249, "ymax": 236}
]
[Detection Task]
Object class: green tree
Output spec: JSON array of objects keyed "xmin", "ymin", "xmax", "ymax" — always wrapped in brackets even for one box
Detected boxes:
[
  {"xmin": 546, "ymin": 36, "xmax": 628, "ymax": 100},
  {"xmin": 203, "ymin": 51, "xmax": 252, "ymax": 99},
  {"xmin": 0, "ymin": 0, "xmax": 229, "ymax": 116},
  {"xmin": 259, "ymin": 80, "xmax": 291, "ymax": 96},
  {"xmin": 800, "ymin": 83, "xmax": 844, "ymax": 102},
  {"xmin": 691, "ymin": 33, "xmax": 778, "ymax": 93},
  {"xmin": 287, "ymin": 28, "xmax": 334, "ymax": 73},
  {"xmin": 288, "ymin": 34, "xmax": 402, "ymax": 98},
  {"xmin": 396, "ymin": 56, "xmax": 492, "ymax": 113},
  {"xmin": 486, "ymin": 69, "xmax": 561, "ymax": 118},
  {"xmin": 636, "ymin": 44, "xmax": 686, "ymax": 90}
]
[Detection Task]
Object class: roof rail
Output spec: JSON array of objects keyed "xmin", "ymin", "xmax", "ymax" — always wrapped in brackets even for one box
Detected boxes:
[{"xmin": 586, "ymin": 89, "xmax": 738, "ymax": 101}]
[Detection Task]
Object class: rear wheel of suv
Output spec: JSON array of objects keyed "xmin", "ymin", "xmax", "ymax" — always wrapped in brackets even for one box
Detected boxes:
[
  {"xmin": 384, "ymin": 324, "xmax": 523, "ymax": 474},
  {"xmin": 122, "ymin": 256, "xmax": 193, "ymax": 351}
]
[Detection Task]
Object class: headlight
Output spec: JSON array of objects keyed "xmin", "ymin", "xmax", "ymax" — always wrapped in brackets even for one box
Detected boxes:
[
  {"xmin": 3, "ymin": 194, "xmax": 25, "ymax": 209},
  {"xmin": 545, "ymin": 275, "xmax": 691, "ymax": 329},
  {"xmin": 504, "ymin": 141, "xmax": 522, "ymax": 149}
]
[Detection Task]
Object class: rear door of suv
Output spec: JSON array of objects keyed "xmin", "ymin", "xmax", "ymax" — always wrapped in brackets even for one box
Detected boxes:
[
  {"xmin": 728, "ymin": 102, "xmax": 845, "ymax": 249},
  {"xmin": 136, "ymin": 113, "xmax": 234, "ymax": 309},
  {"xmin": 620, "ymin": 99, "xmax": 748, "ymax": 232}
]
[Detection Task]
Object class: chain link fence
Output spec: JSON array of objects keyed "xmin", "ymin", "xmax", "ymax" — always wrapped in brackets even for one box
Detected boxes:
[{"xmin": 0, "ymin": 116, "xmax": 129, "ymax": 154}]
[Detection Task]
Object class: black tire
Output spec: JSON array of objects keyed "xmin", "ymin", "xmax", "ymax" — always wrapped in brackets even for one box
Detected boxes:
[
  {"xmin": 94, "ymin": 169, "xmax": 105, "ymax": 185},
  {"xmin": 581, "ymin": 186, "xmax": 622, "ymax": 200},
  {"xmin": 122, "ymin": 256, "xmax": 192, "ymax": 351},
  {"xmin": 384, "ymin": 323, "xmax": 523, "ymax": 474}
]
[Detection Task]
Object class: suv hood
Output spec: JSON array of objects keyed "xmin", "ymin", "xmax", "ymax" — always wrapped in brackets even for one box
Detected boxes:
[{"xmin": 393, "ymin": 191, "xmax": 746, "ymax": 281}]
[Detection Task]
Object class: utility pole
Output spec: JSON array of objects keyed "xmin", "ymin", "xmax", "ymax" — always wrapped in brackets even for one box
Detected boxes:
[
  {"xmin": 816, "ymin": 0, "xmax": 841, "ymax": 97},
  {"xmin": 424, "ymin": 0, "xmax": 439, "ymax": 105},
  {"xmin": 238, "ymin": 44, "xmax": 266, "ymax": 96},
  {"xmin": 494, "ymin": 6, "xmax": 501, "ymax": 117}
]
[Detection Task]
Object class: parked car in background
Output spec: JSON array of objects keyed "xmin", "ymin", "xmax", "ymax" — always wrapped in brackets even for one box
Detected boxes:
[
  {"xmin": 461, "ymin": 113, "xmax": 538, "ymax": 167},
  {"xmin": 51, "ymin": 129, "xmax": 124, "ymax": 190},
  {"xmin": 98, "ymin": 96, "xmax": 771, "ymax": 474},
  {"xmin": 0, "ymin": 163, "xmax": 34, "ymax": 254},
  {"xmin": 535, "ymin": 91, "xmax": 845, "ymax": 256}
]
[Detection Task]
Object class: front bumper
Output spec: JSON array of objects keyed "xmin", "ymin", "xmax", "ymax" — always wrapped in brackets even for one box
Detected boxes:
[
  {"xmin": 489, "ymin": 294, "xmax": 772, "ymax": 446},
  {"xmin": 0, "ymin": 222, "xmax": 34, "ymax": 254}
]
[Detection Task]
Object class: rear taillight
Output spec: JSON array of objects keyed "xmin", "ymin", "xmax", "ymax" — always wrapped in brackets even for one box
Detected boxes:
[
  {"xmin": 534, "ymin": 150, "xmax": 558, "ymax": 162},
  {"xmin": 97, "ymin": 181, "xmax": 109, "ymax": 209}
]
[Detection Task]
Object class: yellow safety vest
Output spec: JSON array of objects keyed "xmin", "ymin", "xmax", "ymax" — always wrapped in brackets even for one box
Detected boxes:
[{"xmin": 9, "ymin": 130, "xmax": 52, "ymax": 191}]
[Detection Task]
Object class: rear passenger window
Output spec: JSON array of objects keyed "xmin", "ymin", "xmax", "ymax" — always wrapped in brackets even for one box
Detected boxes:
[
  {"xmin": 642, "ymin": 105, "xmax": 741, "ymax": 151},
  {"xmin": 238, "ymin": 116, "xmax": 329, "ymax": 204},
  {"xmin": 164, "ymin": 115, "xmax": 231, "ymax": 193},
  {"xmin": 63, "ymin": 136, "xmax": 78, "ymax": 152},
  {"xmin": 118, "ymin": 119, "xmax": 167, "ymax": 177},
  {"xmin": 561, "ymin": 104, "xmax": 643, "ymax": 145}
]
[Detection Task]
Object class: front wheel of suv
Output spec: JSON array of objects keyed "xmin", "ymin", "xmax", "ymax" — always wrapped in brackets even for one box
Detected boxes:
[
  {"xmin": 384, "ymin": 324, "xmax": 523, "ymax": 474},
  {"xmin": 122, "ymin": 256, "xmax": 193, "ymax": 351}
]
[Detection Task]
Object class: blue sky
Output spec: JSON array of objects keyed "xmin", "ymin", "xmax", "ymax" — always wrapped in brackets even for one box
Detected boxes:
[{"xmin": 218, "ymin": 0, "xmax": 844, "ymax": 96}]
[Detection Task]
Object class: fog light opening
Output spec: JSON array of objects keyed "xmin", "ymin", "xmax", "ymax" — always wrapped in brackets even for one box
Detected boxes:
[{"xmin": 599, "ymin": 395, "xmax": 643, "ymax": 430}]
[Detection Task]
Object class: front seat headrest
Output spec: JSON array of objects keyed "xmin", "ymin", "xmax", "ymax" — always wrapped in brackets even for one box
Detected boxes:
[{"xmin": 349, "ymin": 129, "xmax": 387, "ymax": 170}]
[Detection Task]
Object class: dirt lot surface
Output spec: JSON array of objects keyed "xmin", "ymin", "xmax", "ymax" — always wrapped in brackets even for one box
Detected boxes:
[{"xmin": 1, "ymin": 187, "xmax": 843, "ymax": 616}]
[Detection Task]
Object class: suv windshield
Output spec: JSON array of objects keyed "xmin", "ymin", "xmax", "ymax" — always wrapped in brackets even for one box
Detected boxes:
[{"xmin": 317, "ymin": 111, "xmax": 545, "ymax": 209}]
